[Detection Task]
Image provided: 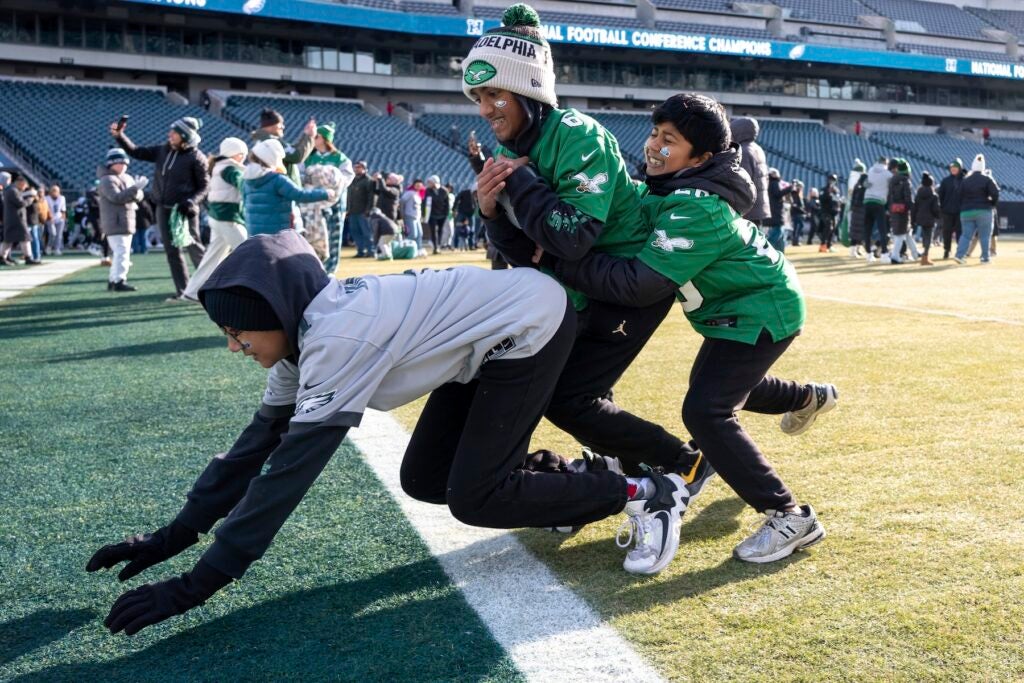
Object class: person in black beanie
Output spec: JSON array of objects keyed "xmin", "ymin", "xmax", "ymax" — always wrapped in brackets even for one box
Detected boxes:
[
  {"xmin": 111, "ymin": 116, "xmax": 209, "ymax": 301},
  {"xmin": 85, "ymin": 232, "xmax": 697, "ymax": 636}
]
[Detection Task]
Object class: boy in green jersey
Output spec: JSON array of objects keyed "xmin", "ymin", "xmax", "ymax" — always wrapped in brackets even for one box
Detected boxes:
[
  {"xmin": 549, "ymin": 94, "xmax": 837, "ymax": 564},
  {"xmin": 464, "ymin": 4, "xmax": 707, "ymax": 494}
]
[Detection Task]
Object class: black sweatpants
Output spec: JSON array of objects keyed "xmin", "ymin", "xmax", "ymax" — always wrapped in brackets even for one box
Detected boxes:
[
  {"xmin": 941, "ymin": 213, "xmax": 961, "ymax": 258},
  {"xmin": 157, "ymin": 205, "xmax": 205, "ymax": 296},
  {"xmin": 400, "ymin": 300, "xmax": 628, "ymax": 529},
  {"xmin": 545, "ymin": 294, "xmax": 696, "ymax": 475},
  {"xmin": 682, "ymin": 331, "xmax": 809, "ymax": 513}
]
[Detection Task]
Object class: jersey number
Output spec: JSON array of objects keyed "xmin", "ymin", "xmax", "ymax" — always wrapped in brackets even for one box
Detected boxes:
[
  {"xmin": 678, "ymin": 280, "xmax": 704, "ymax": 313},
  {"xmin": 561, "ymin": 113, "xmax": 583, "ymax": 128}
]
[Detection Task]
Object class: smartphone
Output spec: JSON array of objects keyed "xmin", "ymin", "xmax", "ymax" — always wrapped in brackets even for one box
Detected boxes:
[{"xmin": 117, "ymin": 114, "xmax": 129, "ymax": 130}]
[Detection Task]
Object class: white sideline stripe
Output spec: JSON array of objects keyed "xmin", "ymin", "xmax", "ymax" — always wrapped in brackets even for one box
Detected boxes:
[
  {"xmin": 805, "ymin": 293, "xmax": 1024, "ymax": 327},
  {"xmin": 0, "ymin": 258, "xmax": 96, "ymax": 301},
  {"xmin": 350, "ymin": 409, "xmax": 665, "ymax": 683}
]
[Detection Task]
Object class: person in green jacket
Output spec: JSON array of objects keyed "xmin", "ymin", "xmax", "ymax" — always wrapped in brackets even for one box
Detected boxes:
[
  {"xmin": 466, "ymin": 4, "xmax": 706, "ymax": 504},
  {"xmin": 548, "ymin": 93, "xmax": 837, "ymax": 564},
  {"xmin": 251, "ymin": 108, "xmax": 316, "ymax": 234},
  {"xmin": 303, "ymin": 122, "xmax": 354, "ymax": 270}
]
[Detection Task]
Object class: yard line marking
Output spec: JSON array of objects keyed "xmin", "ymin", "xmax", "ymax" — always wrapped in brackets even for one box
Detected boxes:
[
  {"xmin": 0, "ymin": 258, "xmax": 96, "ymax": 301},
  {"xmin": 351, "ymin": 409, "xmax": 665, "ymax": 683},
  {"xmin": 805, "ymin": 294, "xmax": 1024, "ymax": 327}
]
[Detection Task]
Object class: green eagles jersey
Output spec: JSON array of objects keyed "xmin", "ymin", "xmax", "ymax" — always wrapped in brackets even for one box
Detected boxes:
[
  {"xmin": 305, "ymin": 149, "xmax": 348, "ymax": 167},
  {"xmin": 636, "ymin": 186, "xmax": 805, "ymax": 344},
  {"xmin": 496, "ymin": 108, "xmax": 648, "ymax": 309}
]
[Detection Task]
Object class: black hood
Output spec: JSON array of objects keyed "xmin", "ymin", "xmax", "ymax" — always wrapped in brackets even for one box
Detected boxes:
[
  {"xmin": 503, "ymin": 96, "xmax": 554, "ymax": 157},
  {"xmin": 730, "ymin": 117, "xmax": 759, "ymax": 144},
  {"xmin": 642, "ymin": 143, "xmax": 756, "ymax": 216},
  {"xmin": 198, "ymin": 231, "xmax": 330, "ymax": 357}
]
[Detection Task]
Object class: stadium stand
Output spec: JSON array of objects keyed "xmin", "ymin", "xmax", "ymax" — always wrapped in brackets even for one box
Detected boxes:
[
  {"xmin": 654, "ymin": 21, "xmax": 772, "ymax": 39},
  {"xmin": 650, "ymin": 0, "xmax": 741, "ymax": 14},
  {"xmin": 773, "ymin": 0, "xmax": 871, "ymax": 27},
  {"xmin": 857, "ymin": 0, "xmax": 994, "ymax": 40},
  {"xmin": 899, "ymin": 44, "xmax": 1016, "ymax": 62},
  {"xmin": 221, "ymin": 95, "xmax": 477, "ymax": 188},
  {"xmin": 967, "ymin": 8, "xmax": 1024, "ymax": 38},
  {"xmin": 474, "ymin": 5, "xmax": 646, "ymax": 28},
  {"xmin": 871, "ymin": 131, "xmax": 1024, "ymax": 199},
  {"xmin": 0, "ymin": 78, "xmax": 243, "ymax": 193}
]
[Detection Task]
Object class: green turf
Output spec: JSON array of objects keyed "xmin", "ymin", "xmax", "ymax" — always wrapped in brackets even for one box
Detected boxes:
[{"xmin": 0, "ymin": 254, "xmax": 520, "ymax": 683}]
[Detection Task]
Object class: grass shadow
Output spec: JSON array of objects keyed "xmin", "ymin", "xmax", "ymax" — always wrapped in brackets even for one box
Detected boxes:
[
  {"xmin": 12, "ymin": 561, "xmax": 518, "ymax": 683},
  {"xmin": 0, "ymin": 609, "xmax": 96, "ymax": 666},
  {"xmin": 681, "ymin": 496, "xmax": 746, "ymax": 542},
  {"xmin": 47, "ymin": 336, "xmax": 225, "ymax": 363}
]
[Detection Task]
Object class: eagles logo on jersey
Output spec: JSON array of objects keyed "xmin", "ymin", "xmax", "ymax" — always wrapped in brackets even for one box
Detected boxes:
[
  {"xmin": 296, "ymin": 391, "xmax": 336, "ymax": 415},
  {"xmin": 651, "ymin": 229, "xmax": 694, "ymax": 252},
  {"xmin": 572, "ymin": 171, "xmax": 608, "ymax": 194}
]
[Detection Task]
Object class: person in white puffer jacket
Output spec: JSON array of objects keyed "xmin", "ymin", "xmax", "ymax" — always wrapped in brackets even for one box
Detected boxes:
[{"xmin": 183, "ymin": 138, "xmax": 249, "ymax": 301}]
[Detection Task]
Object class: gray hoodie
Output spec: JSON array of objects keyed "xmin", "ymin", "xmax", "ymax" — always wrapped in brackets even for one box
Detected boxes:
[
  {"xmin": 180, "ymin": 231, "xmax": 567, "ymax": 579},
  {"xmin": 730, "ymin": 117, "xmax": 770, "ymax": 222}
]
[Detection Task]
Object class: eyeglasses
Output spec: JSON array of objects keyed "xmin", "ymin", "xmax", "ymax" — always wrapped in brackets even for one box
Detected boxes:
[{"xmin": 222, "ymin": 327, "xmax": 251, "ymax": 349}]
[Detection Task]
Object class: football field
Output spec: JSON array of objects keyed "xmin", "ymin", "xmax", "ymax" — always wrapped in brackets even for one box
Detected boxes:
[{"xmin": 2, "ymin": 239, "xmax": 1023, "ymax": 682}]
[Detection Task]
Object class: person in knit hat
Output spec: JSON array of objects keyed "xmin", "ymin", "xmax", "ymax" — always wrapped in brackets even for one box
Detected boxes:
[
  {"xmin": 180, "ymin": 137, "xmax": 250, "ymax": 301},
  {"xmin": 468, "ymin": 4, "xmax": 710, "ymax": 539},
  {"xmin": 885, "ymin": 158, "xmax": 918, "ymax": 264},
  {"xmin": 98, "ymin": 147, "xmax": 147, "ymax": 291},
  {"xmin": 954, "ymin": 153, "xmax": 999, "ymax": 264},
  {"xmin": 111, "ymin": 115, "xmax": 209, "ymax": 301},
  {"xmin": 844, "ymin": 158, "xmax": 867, "ymax": 256},
  {"xmin": 243, "ymin": 138, "xmax": 332, "ymax": 237},
  {"xmin": 252, "ymin": 108, "xmax": 316, "ymax": 196},
  {"xmin": 912, "ymin": 171, "xmax": 941, "ymax": 266},
  {"xmin": 938, "ymin": 157, "xmax": 964, "ymax": 259},
  {"xmin": 305, "ymin": 121, "xmax": 354, "ymax": 270}
]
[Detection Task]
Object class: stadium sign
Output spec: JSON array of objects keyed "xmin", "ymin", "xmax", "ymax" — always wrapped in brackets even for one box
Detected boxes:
[{"xmin": 121, "ymin": 0, "xmax": 1024, "ymax": 82}]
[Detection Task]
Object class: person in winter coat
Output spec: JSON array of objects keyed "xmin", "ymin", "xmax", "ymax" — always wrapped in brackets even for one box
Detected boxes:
[
  {"xmin": 251, "ymin": 109, "xmax": 316, "ymax": 200},
  {"xmin": 0, "ymin": 174, "xmax": 41, "ymax": 266},
  {"xmin": 766, "ymin": 168, "xmax": 791, "ymax": 252},
  {"xmin": 374, "ymin": 172, "xmax": 402, "ymax": 225},
  {"xmin": 954, "ymin": 154, "xmax": 999, "ymax": 265},
  {"xmin": 423, "ymin": 175, "xmax": 449, "ymax": 255},
  {"xmin": 886, "ymin": 159, "xmax": 917, "ymax": 264},
  {"xmin": 818, "ymin": 174, "xmax": 842, "ymax": 252},
  {"xmin": 244, "ymin": 139, "xmax": 331, "ymax": 237},
  {"xmin": 45, "ymin": 185, "xmax": 67, "ymax": 256},
  {"xmin": 111, "ymin": 116, "xmax": 209, "ymax": 301},
  {"xmin": 400, "ymin": 179, "xmax": 424, "ymax": 251},
  {"xmin": 912, "ymin": 172, "xmax": 941, "ymax": 266},
  {"xmin": 98, "ymin": 148, "xmax": 147, "ymax": 291},
  {"xmin": 730, "ymin": 116, "xmax": 770, "ymax": 226},
  {"xmin": 845, "ymin": 159, "xmax": 866, "ymax": 257},
  {"xmin": 27, "ymin": 185, "xmax": 44, "ymax": 261},
  {"xmin": 345, "ymin": 160, "xmax": 376, "ymax": 258},
  {"xmin": 305, "ymin": 122, "xmax": 354, "ymax": 272},
  {"xmin": 847, "ymin": 171, "xmax": 868, "ymax": 257},
  {"xmin": 182, "ymin": 138, "xmax": 249, "ymax": 301},
  {"xmin": 85, "ymin": 231, "xmax": 690, "ymax": 636},
  {"xmin": 863, "ymin": 156, "xmax": 891, "ymax": 260},
  {"xmin": 788, "ymin": 180, "xmax": 806, "ymax": 247},
  {"xmin": 938, "ymin": 158, "xmax": 964, "ymax": 260},
  {"xmin": 805, "ymin": 187, "xmax": 821, "ymax": 246},
  {"xmin": 454, "ymin": 184, "xmax": 478, "ymax": 249}
]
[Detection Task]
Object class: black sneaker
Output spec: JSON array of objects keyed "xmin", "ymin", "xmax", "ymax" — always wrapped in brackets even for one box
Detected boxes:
[
  {"xmin": 112, "ymin": 281, "xmax": 137, "ymax": 292},
  {"xmin": 107, "ymin": 281, "xmax": 114, "ymax": 291},
  {"xmin": 680, "ymin": 451, "xmax": 716, "ymax": 499},
  {"xmin": 544, "ymin": 448, "xmax": 623, "ymax": 535}
]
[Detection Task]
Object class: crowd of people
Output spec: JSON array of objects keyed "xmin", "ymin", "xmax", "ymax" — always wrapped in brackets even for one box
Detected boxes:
[{"xmin": 730, "ymin": 117, "xmax": 1002, "ymax": 266}]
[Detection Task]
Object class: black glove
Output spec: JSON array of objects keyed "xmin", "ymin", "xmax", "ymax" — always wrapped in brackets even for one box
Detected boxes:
[
  {"xmin": 86, "ymin": 521, "xmax": 199, "ymax": 581},
  {"xmin": 104, "ymin": 560, "xmax": 232, "ymax": 636},
  {"xmin": 178, "ymin": 200, "xmax": 196, "ymax": 217}
]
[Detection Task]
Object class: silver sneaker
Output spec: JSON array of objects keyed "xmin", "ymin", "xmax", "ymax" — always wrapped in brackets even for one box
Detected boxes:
[
  {"xmin": 733, "ymin": 505, "xmax": 825, "ymax": 564},
  {"xmin": 780, "ymin": 383, "xmax": 838, "ymax": 436},
  {"xmin": 616, "ymin": 472, "xmax": 689, "ymax": 575}
]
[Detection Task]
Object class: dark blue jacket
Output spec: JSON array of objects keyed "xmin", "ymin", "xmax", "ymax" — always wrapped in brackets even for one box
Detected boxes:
[
  {"xmin": 243, "ymin": 170, "xmax": 328, "ymax": 236},
  {"xmin": 959, "ymin": 172, "xmax": 999, "ymax": 213}
]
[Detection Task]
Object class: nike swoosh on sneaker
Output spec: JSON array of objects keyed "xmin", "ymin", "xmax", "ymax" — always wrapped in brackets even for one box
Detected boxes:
[{"xmin": 581, "ymin": 149, "xmax": 598, "ymax": 162}]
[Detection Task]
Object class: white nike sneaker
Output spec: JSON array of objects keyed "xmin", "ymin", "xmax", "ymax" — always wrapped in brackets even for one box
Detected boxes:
[
  {"xmin": 780, "ymin": 383, "xmax": 838, "ymax": 436},
  {"xmin": 616, "ymin": 472, "xmax": 689, "ymax": 575},
  {"xmin": 733, "ymin": 505, "xmax": 825, "ymax": 563}
]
